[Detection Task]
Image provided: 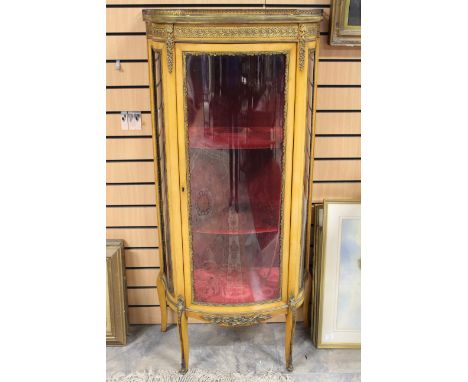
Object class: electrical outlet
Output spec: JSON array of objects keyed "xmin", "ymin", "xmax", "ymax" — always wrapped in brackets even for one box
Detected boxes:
[
  {"xmin": 128, "ymin": 112, "xmax": 142, "ymax": 130},
  {"xmin": 120, "ymin": 112, "xmax": 129, "ymax": 130}
]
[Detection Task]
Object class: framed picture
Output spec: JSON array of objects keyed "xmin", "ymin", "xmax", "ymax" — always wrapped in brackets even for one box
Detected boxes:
[
  {"xmin": 312, "ymin": 201, "xmax": 361, "ymax": 348},
  {"xmin": 106, "ymin": 239, "xmax": 128, "ymax": 346},
  {"xmin": 329, "ymin": 0, "xmax": 361, "ymax": 46}
]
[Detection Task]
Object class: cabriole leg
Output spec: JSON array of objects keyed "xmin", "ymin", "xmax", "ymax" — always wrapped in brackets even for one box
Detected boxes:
[
  {"xmin": 285, "ymin": 296, "xmax": 298, "ymax": 372},
  {"xmin": 156, "ymin": 274, "xmax": 167, "ymax": 332},
  {"xmin": 176, "ymin": 297, "xmax": 189, "ymax": 374}
]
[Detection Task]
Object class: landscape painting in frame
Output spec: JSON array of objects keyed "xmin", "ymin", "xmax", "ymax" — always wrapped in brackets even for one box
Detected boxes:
[
  {"xmin": 336, "ymin": 217, "xmax": 361, "ymax": 331},
  {"xmin": 330, "ymin": 0, "xmax": 361, "ymax": 46},
  {"xmin": 318, "ymin": 201, "xmax": 361, "ymax": 348}
]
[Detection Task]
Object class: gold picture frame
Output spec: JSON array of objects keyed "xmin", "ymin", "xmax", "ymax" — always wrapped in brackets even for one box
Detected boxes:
[
  {"xmin": 106, "ymin": 239, "xmax": 128, "ymax": 346},
  {"xmin": 329, "ymin": 0, "xmax": 361, "ymax": 46},
  {"xmin": 311, "ymin": 201, "xmax": 361, "ymax": 349}
]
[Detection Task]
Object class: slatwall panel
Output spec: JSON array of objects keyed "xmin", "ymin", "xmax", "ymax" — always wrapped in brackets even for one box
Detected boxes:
[{"xmin": 106, "ymin": 1, "xmax": 361, "ymax": 324}]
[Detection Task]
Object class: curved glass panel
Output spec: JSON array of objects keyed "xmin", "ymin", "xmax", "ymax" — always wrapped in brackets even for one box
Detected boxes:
[
  {"xmin": 184, "ymin": 53, "xmax": 287, "ymax": 305},
  {"xmin": 152, "ymin": 49, "xmax": 174, "ymax": 293},
  {"xmin": 299, "ymin": 49, "xmax": 316, "ymax": 289}
]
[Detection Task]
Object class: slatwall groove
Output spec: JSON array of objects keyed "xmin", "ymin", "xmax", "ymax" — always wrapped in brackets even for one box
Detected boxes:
[
  {"xmin": 107, "ymin": 35, "xmax": 147, "ymax": 60},
  {"xmin": 128, "ymin": 305, "xmax": 159, "ymax": 307},
  {"xmin": 107, "ymin": 110, "xmax": 152, "ymax": 114},
  {"xmin": 107, "ymin": 206, "xmax": 158, "ymax": 227},
  {"xmin": 125, "ymin": 247, "xmax": 159, "ymax": 251},
  {"xmin": 107, "ymin": 1, "xmax": 266, "ymax": 7},
  {"xmin": 106, "ymin": 225, "xmax": 158, "ymax": 228},
  {"xmin": 126, "ymin": 268, "xmax": 159, "ymax": 287},
  {"xmin": 318, "ymin": 62, "xmax": 360, "ymax": 85},
  {"xmin": 106, "ymin": 137, "xmax": 153, "ymax": 160},
  {"xmin": 319, "ymin": 36, "xmax": 361, "ymax": 59},
  {"xmin": 314, "ymin": 137, "xmax": 361, "ymax": 158},
  {"xmin": 312, "ymin": 183, "xmax": 361, "ymax": 202},
  {"xmin": 106, "ymin": 136, "xmax": 153, "ymax": 139},
  {"xmin": 319, "ymin": 59, "xmax": 361, "ymax": 62},
  {"xmin": 107, "ymin": 62, "xmax": 149, "ymax": 86},
  {"xmin": 318, "ymin": 85, "xmax": 360, "ymax": 88},
  {"xmin": 314, "ymin": 158, "xmax": 360, "ymax": 160},
  {"xmin": 128, "ymin": 307, "xmax": 174, "ymax": 325},
  {"xmin": 127, "ymin": 286, "xmax": 157, "ymax": 289},
  {"xmin": 126, "ymin": 247, "xmax": 159, "ymax": 249},
  {"xmin": 106, "ymin": 88, "xmax": 150, "ymax": 111},
  {"xmin": 107, "ymin": 161, "xmax": 155, "ymax": 183},
  {"xmin": 107, "ymin": 59, "xmax": 148, "ymax": 63},
  {"xmin": 107, "ymin": 32, "xmax": 147, "ymax": 36},
  {"xmin": 106, "ymin": 160, "xmax": 154, "ymax": 163},
  {"xmin": 107, "ymin": 204, "xmax": 156, "ymax": 207},
  {"xmin": 107, "ymin": 182, "xmax": 155, "ymax": 185},
  {"xmin": 107, "ymin": 184, "xmax": 157, "ymax": 205},
  {"xmin": 106, "ymin": 110, "xmax": 151, "ymax": 115},
  {"xmin": 106, "ymin": 227, "xmax": 159, "ymax": 248},
  {"xmin": 316, "ymin": 88, "xmax": 361, "ymax": 110},
  {"xmin": 106, "ymin": 2, "xmax": 360, "ymax": 324},
  {"xmin": 106, "ymin": 1, "xmax": 327, "ymax": 7},
  {"xmin": 315, "ymin": 134, "xmax": 360, "ymax": 137},
  {"xmin": 265, "ymin": 0, "xmax": 330, "ymax": 4},
  {"xmin": 313, "ymin": 180, "xmax": 360, "ymax": 183},
  {"xmin": 125, "ymin": 248, "xmax": 160, "ymax": 267},
  {"xmin": 312, "ymin": 159, "xmax": 360, "ymax": 181},
  {"xmin": 316, "ymin": 110, "xmax": 360, "ymax": 112},
  {"xmin": 106, "ymin": 85, "xmax": 149, "ymax": 89}
]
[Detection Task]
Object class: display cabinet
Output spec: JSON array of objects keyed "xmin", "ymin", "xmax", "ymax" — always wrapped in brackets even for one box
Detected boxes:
[{"xmin": 142, "ymin": 8, "xmax": 322, "ymax": 372}]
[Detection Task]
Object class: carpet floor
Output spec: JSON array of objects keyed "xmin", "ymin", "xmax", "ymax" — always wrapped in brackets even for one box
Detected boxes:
[
  {"xmin": 107, "ymin": 323, "xmax": 360, "ymax": 382},
  {"xmin": 107, "ymin": 369, "xmax": 294, "ymax": 382}
]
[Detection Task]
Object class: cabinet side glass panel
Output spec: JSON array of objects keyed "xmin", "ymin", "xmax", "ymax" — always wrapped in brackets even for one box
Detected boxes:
[
  {"xmin": 152, "ymin": 49, "xmax": 174, "ymax": 293},
  {"xmin": 184, "ymin": 53, "xmax": 287, "ymax": 305},
  {"xmin": 299, "ymin": 49, "xmax": 316, "ymax": 290}
]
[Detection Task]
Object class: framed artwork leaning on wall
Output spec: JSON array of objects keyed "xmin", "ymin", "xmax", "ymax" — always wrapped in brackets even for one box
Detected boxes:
[
  {"xmin": 311, "ymin": 201, "xmax": 361, "ymax": 348},
  {"xmin": 329, "ymin": 0, "xmax": 361, "ymax": 46},
  {"xmin": 106, "ymin": 239, "xmax": 128, "ymax": 346}
]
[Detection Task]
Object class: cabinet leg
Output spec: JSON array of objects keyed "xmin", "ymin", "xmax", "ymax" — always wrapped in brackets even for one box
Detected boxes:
[
  {"xmin": 156, "ymin": 274, "xmax": 167, "ymax": 332},
  {"xmin": 285, "ymin": 296, "xmax": 298, "ymax": 372},
  {"xmin": 302, "ymin": 272, "xmax": 312, "ymax": 328},
  {"xmin": 176, "ymin": 297, "xmax": 189, "ymax": 374}
]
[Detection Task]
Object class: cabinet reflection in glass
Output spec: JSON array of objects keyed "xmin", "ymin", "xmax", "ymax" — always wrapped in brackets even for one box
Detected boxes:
[{"xmin": 184, "ymin": 53, "xmax": 287, "ymax": 305}]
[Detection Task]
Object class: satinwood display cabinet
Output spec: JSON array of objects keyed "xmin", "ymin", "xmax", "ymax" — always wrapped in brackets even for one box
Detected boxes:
[{"xmin": 142, "ymin": 8, "xmax": 322, "ymax": 372}]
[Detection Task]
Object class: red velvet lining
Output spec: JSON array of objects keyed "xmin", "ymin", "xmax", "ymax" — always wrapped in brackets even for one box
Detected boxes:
[{"xmin": 193, "ymin": 267, "xmax": 280, "ymax": 304}]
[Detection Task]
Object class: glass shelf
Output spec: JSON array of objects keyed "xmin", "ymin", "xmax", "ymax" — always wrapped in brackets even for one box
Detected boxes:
[
  {"xmin": 188, "ymin": 125, "xmax": 283, "ymax": 150},
  {"xmin": 193, "ymin": 209, "xmax": 279, "ymax": 235}
]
